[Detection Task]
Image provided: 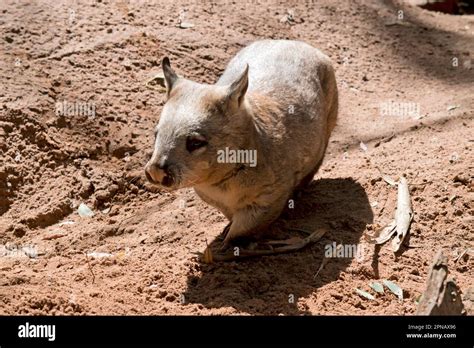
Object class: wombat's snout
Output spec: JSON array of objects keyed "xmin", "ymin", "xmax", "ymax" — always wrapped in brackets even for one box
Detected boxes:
[{"xmin": 144, "ymin": 159, "xmax": 175, "ymax": 187}]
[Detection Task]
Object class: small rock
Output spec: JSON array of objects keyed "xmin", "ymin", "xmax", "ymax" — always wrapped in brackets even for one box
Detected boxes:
[
  {"xmin": 178, "ymin": 22, "xmax": 194, "ymax": 29},
  {"xmin": 95, "ymin": 189, "xmax": 109, "ymax": 202},
  {"xmin": 453, "ymin": 174, "xmax": 469, "ymax": 185},
  {"xmin": 22, "ymin": 246, "xmax": 38, "ymax": 258},
  {"xmin": 101, "ymin": 225, "xmax": 117, "ymax": 237},
  {"xmin": 370, "ymin": 177, "xmax": 381, "ymax": 185},
  {"xmin": 78, "ymin": 203, "xmax": 94, "ymax": 217},
  {"xmin": 28, "ymin": 106, "xmax": 42, "ymax": 114}
]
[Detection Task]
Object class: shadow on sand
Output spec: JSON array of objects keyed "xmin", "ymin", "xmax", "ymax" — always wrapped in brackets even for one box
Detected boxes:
[{"xmin": 184, "ymin": 177, "xmax": 374, "ymax": 315}]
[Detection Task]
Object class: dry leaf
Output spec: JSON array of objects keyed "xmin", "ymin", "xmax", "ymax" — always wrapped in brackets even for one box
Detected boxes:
[
  {"xmin": 203, "ymin": 240, "xmax": 213, "ymax": 264},
  {"xmin": 370, "ymin": 176, "xmax": 413, "ymax": 253},
  {"xmin": 376, "ymin": 166, "xmax": 397, "ymax": 186},
  {"xmin": 86, "ymin": 252, "xmax": 113, "ymax": 259},
  {"xmin": 383, "ymin": 280, "xmax": 403, "ymax": 301},
  {"xmin": 369, "ymin": 282, "xmax": 384, "ymax": 294},
  {"xmin": 371, "ymin": 220, "xmax": 396, "ymax": 244},
  {"xmin": 391, "ymin": 177, "xmax": 413, "ymax": 252},
  {"xmin": 355, "ymin": 288, "xmax": 375, "ymax": 300},
  {"xmin": 314, "ymin": 244, "xmax": 343, "ymax": 278},
  {"xmin": 314, "ymin": 257, "xmax": 328, "ymax": 279}
]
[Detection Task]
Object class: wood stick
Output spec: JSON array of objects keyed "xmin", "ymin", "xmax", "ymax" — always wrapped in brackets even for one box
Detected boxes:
[{"xmin": 417, "ymin": 250, "xmax": 465, "ymax": 315}]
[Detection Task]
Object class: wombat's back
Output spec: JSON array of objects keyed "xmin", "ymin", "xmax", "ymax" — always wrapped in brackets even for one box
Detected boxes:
[
  {"xmin": 217, "ymin": 40, "xmax": 338, "ymax": 192},
  {"xmin": 217, "ymin": 40, "xmax": 337, "ymax": 135},
  {"xmin": 217, "ymin": 40, "xmax": 333, "ymax": 99}
]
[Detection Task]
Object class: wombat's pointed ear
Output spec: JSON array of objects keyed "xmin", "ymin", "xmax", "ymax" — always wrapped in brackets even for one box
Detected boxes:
[
  {"xmin": 226, "ymin": 64, "xmax": 249, "ymax": 108},
  {"xmin": 162, "ymin": 57, "xmax": 178, "ymax": 97}
]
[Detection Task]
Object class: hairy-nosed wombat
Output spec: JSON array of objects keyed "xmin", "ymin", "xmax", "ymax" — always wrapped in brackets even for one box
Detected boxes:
[{"xmin": 145, "ymin": 40, "xmax": 338, "ymax": 246}]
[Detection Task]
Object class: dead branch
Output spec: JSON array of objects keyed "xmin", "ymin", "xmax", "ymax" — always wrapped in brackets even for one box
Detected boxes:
[{"xmin": 416, "ymin": 250, "xmax": 465, "ymax": 315}]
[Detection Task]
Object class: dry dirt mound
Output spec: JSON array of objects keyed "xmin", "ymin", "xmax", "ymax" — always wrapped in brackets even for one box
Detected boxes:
[{"xmin": 0, "ymin": 0, "xmax": 472, "ymax": 315}]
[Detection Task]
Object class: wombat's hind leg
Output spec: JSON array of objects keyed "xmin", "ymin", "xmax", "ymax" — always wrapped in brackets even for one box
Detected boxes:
[
  {"xmin": 222, "ymin": 202, "xmax": 286, "ymax": 249},
  {"xmin": 294, "ymin": 154, "xmax": 326, "ymax": 197}
]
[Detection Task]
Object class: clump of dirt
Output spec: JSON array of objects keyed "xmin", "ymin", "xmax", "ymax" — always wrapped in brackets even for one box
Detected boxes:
[{"xmin": 0, "ymin": 0, "xmax": 472, "ymax": 315}]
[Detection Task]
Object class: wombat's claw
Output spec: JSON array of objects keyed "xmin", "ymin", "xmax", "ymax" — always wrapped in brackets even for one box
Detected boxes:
[
  {"xmin": 218, "ymin": 222, "xmax": 231, "ymax": 241},
  {"xmin": 219, "ymin": 240, "xmax": 231, "ymax": 252}
]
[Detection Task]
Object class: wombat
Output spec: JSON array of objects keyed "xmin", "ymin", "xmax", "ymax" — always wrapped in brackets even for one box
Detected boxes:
[{"xmin": 145, "ymin": 40, "xmax": 338, "ymax": 247}]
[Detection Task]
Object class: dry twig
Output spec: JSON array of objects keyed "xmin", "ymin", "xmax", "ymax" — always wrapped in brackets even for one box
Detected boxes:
[{"xmin": 198, "ymin": 228, "xmax": 327, "ymax": 263}]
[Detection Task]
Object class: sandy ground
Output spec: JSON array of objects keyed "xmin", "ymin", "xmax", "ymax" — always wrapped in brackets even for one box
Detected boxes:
[{"xmin": 0, "ymin": 0, "xmax": 472, "ymax": 315}]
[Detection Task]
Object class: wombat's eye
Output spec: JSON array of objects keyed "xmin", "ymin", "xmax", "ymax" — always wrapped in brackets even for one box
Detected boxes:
[{"xmin": 186, "ymin": 135, "xmax": 208, "ymax": 153}]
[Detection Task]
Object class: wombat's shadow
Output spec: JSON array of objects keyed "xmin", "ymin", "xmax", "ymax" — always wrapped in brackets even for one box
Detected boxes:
[{"xmin": 183, "ymin": 178, "xmax": 374, "ymax": 315}]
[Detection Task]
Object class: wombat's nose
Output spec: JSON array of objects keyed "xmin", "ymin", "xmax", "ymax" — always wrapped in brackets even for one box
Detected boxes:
[
  {"xmin": 145, "ymin": 159, "xmax": 172, "ymax": 185},
  {"xmin": 144, "ymin": 166, "xmax": 155, "ymax": 183},
  {"xmin": 145, "ymin": 162, "xmax": 160, "ymax": 183}
]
